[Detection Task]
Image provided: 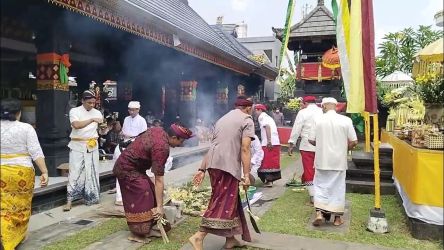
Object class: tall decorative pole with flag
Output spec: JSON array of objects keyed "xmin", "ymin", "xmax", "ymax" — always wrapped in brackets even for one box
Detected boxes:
[
  {"xmin": 332, "ymin": 0, "xmax": 386, "ymax": 233},
  {"xmin": 276, "ymin": 0, "xmax": 296, "ymax": 86}
]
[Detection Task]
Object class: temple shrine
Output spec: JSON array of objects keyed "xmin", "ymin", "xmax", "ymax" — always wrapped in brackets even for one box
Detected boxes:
[
  {"xmin": 0, "ymin": 0, "xmax": 278, "ymax": 175},
  {"xmin": 274, "ymin": 0, "xmax": 344, "ymax": 101}
]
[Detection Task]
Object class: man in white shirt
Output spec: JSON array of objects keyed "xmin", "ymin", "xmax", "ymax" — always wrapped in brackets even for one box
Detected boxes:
[
  {"xmin": 288, "ymin": 96, "xmax": 323, "ymax": 203},
  {"xmin": 114, "ymin": 101, "xmax": 148, "ymax": 206},
  {"xmin": 122, "ymin": 101, "xmax": 147, "ymax": 139},
  {"xmin": 64, "ymin": 90, "xmax": 103, "ymax": 211},
  {"xmin": 255, "ymin": 104, "xmax": 281, "ymax": 187},
  {"xmin": 308, "ymin": 97, "xmax": 358, "ymax": 227}
]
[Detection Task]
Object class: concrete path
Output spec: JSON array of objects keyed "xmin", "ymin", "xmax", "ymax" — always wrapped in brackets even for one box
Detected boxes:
[
  {"xmin": 20, "ymin": 160, "xmax": 202, "ymax": 250},
  {"xmin": 21, "ymin": 153, "xmax": 395, "ymax": 250}
]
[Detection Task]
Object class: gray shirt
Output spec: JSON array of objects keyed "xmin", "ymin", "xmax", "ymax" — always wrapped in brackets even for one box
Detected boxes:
[{"xmin": 207, "ymin": 109, "xmax": 255, "ymax": 180}]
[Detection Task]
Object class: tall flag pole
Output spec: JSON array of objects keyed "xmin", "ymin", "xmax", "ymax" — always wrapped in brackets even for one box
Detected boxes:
[
  {"xmin": 361, "ymin": 0, "xmax": 377, "ymax": 113},
  {"xmin": 277, "ymin": 0, "xmax": 296, "ymax": 83},
  {"xmin": 348, "ymin": 0, "xmax": 365, "ymax": 113},
  {"xmin": 333, "ymin": 0, "xmax": 351, "ymax": 100}
]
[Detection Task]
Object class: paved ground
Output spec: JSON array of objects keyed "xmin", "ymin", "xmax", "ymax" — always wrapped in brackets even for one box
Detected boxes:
[{"xmin": 20, "ymin": 153, "xmax": 397, "ymax": 250}]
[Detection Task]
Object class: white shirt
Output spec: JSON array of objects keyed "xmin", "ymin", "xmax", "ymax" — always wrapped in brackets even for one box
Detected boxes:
[
  {"xmin": 251, "ymin": 135, "xmax": 264, "ymax": 166},
  {"xmin": 288, "ymin": 104, "xmax": 323, "ymax": 152},
  {"xmin": 308, "ymin": 110, "xmax": 357, "ymax": 171},
  {"xmin": 122, "ymin": 114, "xmax": 147, "ymax": 137},
  {"xmin": 258, "ymin": 112, "xmax": 280, "ymax": 146},
  {"xmin": 0, "ymin": 120, "xmax": 44, "ymax": 168},
  {"xmin": 68, "ymin": 105, "xmax": 103, "ymax": 152}
]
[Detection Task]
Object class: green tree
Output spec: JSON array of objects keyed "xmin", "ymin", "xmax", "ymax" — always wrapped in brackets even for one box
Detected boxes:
[
  {"xmin": 278, "ymin": 71, "xmax": 296, "ymax": 102},
  {"xmin": 376, "ymin": 25, "xmax": 442, "ymax": 78}
]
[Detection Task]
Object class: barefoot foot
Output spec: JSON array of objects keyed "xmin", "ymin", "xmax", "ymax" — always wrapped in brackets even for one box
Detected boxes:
[
  {"xmin": 333, "ymin": 216, "xmax": 344, "ymax": 226},
  {"xmin": 189, "ymin": 233, "xmax": 204, "ymax": 250},
  {"xmin": 223, "ymin": 237, "xmax": 244, "ymax": 249},
  {"xmin": 128, "ymin": 233, "xmax": 151, "ymax": 244}
]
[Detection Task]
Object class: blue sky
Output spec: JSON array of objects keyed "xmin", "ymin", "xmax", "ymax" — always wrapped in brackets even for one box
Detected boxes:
[{"xmin": 188, "ymin": 0, "xmax": 443, "ymax": 52}]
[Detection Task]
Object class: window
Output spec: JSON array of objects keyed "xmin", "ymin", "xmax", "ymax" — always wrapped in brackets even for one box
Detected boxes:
[{"xmin": 264, "ymin": 49, "xmax": 272, "ymax": 63}]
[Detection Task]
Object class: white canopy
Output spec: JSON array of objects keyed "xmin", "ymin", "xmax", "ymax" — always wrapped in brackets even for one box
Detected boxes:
[{"xmin": 381, "ymin": 71, "xmax": 413, "ymax": 90}]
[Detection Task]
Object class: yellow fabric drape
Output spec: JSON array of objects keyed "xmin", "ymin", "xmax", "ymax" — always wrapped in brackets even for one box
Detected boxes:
[
  {"xmin": 381, "ymin": 131, "xmax": 444, "ymax": 207},
  {"xmin": 347, "ymin": 0, "xmax": 365, "ymax": 113},
  {"xmin": 0, "ymin": 165, "xmax": 35, "ymax": 250}
]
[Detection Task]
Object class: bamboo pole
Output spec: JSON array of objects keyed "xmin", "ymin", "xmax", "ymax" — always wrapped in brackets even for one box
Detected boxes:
[
  {"xmin": 372, "ymin": 113, "xmax": 381, "ymax": 209},
  {"xmin": 364, "ymin": 112, "xmax": 371, "ymax": 152}
]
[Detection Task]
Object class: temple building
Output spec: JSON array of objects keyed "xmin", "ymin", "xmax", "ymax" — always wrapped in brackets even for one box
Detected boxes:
[
  {"xmin": 0, "ymin": 0, "xmax": 278, "ymax": 176},
  {"xmin": 274, "ymin": 0, "xmax": 344, "ymax": 100}
]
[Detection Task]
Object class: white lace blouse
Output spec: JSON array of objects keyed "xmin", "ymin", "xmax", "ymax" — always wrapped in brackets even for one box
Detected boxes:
[{"xmin": 0, "ymin": 120, "xmax": 44, "ymax": 168}]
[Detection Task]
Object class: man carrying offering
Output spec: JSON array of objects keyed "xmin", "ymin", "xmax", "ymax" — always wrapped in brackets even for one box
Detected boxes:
[{"xmin": 64, "ymin": 90, "xmax": 103, "ymax": 211}]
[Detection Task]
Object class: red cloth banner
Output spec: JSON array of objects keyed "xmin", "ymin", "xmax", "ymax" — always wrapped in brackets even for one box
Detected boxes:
[{"xmin": 361, "ymin": 0, "xmax": 377, "ymax": 113}]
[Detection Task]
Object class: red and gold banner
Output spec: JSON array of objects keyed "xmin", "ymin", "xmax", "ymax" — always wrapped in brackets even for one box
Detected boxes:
[
  {"xmin": 36, "ymin": 53, "xmax": 71, "ymax": 91},
  {"xmin": 296, "ymin": 62, "xmax": 341, "ymax": 82},
  {"xmin": 180, "ymin": 81, "xmax": 198, "ymax": 102}
]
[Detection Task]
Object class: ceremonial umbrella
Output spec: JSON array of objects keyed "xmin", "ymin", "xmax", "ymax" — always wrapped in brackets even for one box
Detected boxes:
[
  {"xmin": 321, "ymin": 47, "xmax": 341, "ymax": 69},
  {"xmin": 413, "ymin": 38, "xmax": 444, "ymax": 77}
]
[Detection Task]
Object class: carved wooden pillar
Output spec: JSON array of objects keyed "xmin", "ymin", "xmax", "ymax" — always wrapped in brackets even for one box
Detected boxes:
[{"xmin": 32, "ymin": 8, "xmax": 72, "ymax": 176}]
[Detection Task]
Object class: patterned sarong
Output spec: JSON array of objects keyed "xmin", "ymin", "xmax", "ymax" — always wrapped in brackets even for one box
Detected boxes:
[
  {"xmin": 200, "ymin": 169, "xmax": 251, "ymax": 242},
  {"xmin": 258, "ymin": 145, "xmax": 281, "ymax": 183},
  {"xmin": 115, "ymin": 169, "xmax": 171, "ymax": 235},
  {"xmin": 67, "ymin": 149, "xmax": 100, "ymax": 205},
  {"xmin": 0, "ymin": 165, "xmax": 35, "ymax": 250}
]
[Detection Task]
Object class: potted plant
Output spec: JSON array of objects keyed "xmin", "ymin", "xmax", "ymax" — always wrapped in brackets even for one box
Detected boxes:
[{"xmin": 414, "ymin": 72, "xmax": 444, "ymax": 125}]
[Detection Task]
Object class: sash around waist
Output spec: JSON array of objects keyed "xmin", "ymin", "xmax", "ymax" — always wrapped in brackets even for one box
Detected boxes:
[{"xmin": 0, "ymin": 153, "xmax": 30, "ymax": 159}]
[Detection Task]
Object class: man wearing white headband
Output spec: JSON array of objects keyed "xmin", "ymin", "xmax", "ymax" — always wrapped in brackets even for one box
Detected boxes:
[
  {"xmin": 308, "ymin": 97, "xmax": 358, "ymax": 227},
  {"xmin": 113, "ymin": 101, "xmax": 148, "ymax": 206}
]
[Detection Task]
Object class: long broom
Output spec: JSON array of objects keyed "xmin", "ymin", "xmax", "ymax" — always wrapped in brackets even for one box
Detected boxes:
[{"xmin": 245, "ymin": 191, "xmax": 261, "ymax": 234}]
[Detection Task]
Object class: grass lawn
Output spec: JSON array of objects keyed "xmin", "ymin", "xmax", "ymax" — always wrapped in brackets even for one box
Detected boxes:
[
  {"xmin": 43, "ymin": 216, "xmax": 263, "ymax": 250},
  {"xmin": 258, "ymin": 189, "xmax": 443, "ymax": 250}
]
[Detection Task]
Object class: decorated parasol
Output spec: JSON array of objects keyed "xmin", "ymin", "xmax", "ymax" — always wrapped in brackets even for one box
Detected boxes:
[
  {"xmin": 413, "ymin": 38, "xmax": 443, "ymax": 77},
  {"xmin": 321, "ymin": 46, "xmax": 341, "ymax": 69}
]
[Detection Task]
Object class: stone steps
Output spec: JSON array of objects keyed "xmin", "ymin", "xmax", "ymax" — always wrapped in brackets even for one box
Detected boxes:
[
  {"xmin": 347, "ymin": 161, "xmax": 393, "ymax": 182},
  {"xmin": 346, "ymin": 180, "xmax": 396, "ymax": 195}
]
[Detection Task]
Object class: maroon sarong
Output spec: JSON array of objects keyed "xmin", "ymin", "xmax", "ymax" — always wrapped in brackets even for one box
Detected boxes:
[
  {"xmin": 200, "ymin": 169, "xmax": 251, "ymax": 242},
  {"xmin": 117, "ymin": 171, "xmax": 156, "ymax": 235},
  {"xmin": 300, "ymin": 150, "xmax": 315, "ymax": 185},
  {"xmin": 258, "ymin": 145, "xmax": 281, "ymax": 183}
]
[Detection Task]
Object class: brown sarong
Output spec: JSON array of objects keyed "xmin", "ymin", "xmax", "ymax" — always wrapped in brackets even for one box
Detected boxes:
[{"xmin": 200, "ymin": 169, "xmax": 251, "ymax": 242}]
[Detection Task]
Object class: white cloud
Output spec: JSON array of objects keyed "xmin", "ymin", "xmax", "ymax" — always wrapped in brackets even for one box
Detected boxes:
[{"xmin": 231, "ymin": 0, "xmax": 249, "ymax": 11}]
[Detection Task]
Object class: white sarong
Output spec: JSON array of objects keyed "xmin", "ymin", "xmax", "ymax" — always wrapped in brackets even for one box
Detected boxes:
[
  {"xmin": 67, "ymin": 149, "xmax": 100, "ymax": 205},
  {"xmin": 313, "ymin": 169, "xmax": 346, "ymax": 214}
]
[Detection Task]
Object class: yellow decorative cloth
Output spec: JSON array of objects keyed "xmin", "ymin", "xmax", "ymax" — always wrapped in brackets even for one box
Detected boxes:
[
  {"xmin": 71, "ymin": 137, "xmax": 98, "ymax": 151},
  {"xmin": 0, "ymin": 165, "xmax": 35, "ymax": 250},
  {"xmin": 0, "ymin": 153, "xmax": 30, "ymax": 159},
  {"xmin": 381, "ymin": 130, "xmax": 443, "ymax": 207}
]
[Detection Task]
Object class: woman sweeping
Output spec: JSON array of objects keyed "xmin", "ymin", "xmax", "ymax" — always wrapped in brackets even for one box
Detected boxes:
[
  {"xmin": 113, "ymin": 123, "xmax": 192, "ymax": 243},
  {"xmin": 1, "ymin": 98, "xmax": 49, "ymax": 250}
]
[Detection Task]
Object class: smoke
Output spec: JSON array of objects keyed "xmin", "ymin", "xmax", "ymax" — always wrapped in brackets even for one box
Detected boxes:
[{"xmin": 57, "ymin": 6, "xmax": 264, "ymax": 128}]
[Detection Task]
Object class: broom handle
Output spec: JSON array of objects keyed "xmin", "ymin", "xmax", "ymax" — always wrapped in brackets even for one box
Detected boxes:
[{"xmin": 372, "ymin": 114, "xmax": 381, "ymax": 209}]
